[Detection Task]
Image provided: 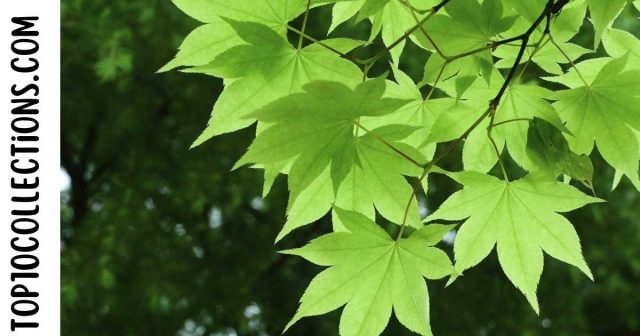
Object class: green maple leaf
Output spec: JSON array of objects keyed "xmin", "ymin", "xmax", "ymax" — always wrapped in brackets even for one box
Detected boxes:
[
  {"xmin": 186, "ymin": 20, "xmax": 363, "ymax": 146},
  {"xmin": 235, "ymin": 79, "xmax": 420, "ymax": 239},
  {"xmin": 332, "ymin": 124, "xmax": 425, "ymax": 232},
  {"xmin": 434, "ymin": 70, "xmax": 577, "ymax": 175},
  {"xmin": 496, "ymin": 41, "xmax": 591, "ymax": 75},
  {"xmin": 549, "ymin": 56, "xmax": 640, "ymax": 189},
  {"xmin": 283, "ymin": 209, "xmax": 453, "ymax": 336},
  {"xmin": 427, "ymin": 172, "xmax": 602, "ymax": 312},
  {"xmin": 362, "ymin": 68, "xmax": 440, "ymax": 190},
  {"xmin": 280, "ymin": 165, "xmax": 336, "ymax": 241},
  {"xmin": 270, "ymin": 118, "xmax": 426, "ymax": 242},
  {"xmin": 421, "ymin": 67, "xmax": 504, "ymax": 153},
  {"xmin": 374, "ymin": 0, "xmax": 419, "ymax": 64}
]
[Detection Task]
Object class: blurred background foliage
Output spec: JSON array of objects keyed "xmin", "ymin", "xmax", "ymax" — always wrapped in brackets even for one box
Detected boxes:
[{"xmin": 61, "ymin": 1, "xmax": 639, "ymax": 335}]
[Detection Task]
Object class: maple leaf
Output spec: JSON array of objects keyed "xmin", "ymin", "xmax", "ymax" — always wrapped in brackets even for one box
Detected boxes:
[
  {"xmin": 162, "ymin": 1, "xmax": 640, "ymax": 333},
  {"xmin": 549, "ymin": 56, "xmax": 640, "ymax": 189},
  {"xmin": 187, "ymin": 20, "xmax": 363, "ymax": 146},
  {"xmin": 333, "ymin": 124, "xmax": 425, "ymax": 231},
  {"xmin": 234, "ymin": 79, "xmax": 418, "ymax": 237},
  {"xmin": 283, "ymin": 209, "xmax": 453, "ymax": 336},
  {"xmin": 427, "ymin": 171, "xmax": 602, "ymax": 312}
]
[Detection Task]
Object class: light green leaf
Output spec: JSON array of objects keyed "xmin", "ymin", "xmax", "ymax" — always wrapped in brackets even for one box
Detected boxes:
[
  {"xmin": 550, "ymin": 56, "xmax": 640, "ymax": 189},
  {"xmin": 187, "ymin": 21, "xmax": 362, "ymax": 146},
  {"xmin": 334, "ymin": 122, "xmax": 426, "ymax": 230},
  {"xmin": 237, "ymin": 79, "xmax": 415, "ymax": 239},
  {"xmin": 365, "ymin": 68, "xmax": 437, "ymax": 151},
  {"xmin": 494, "ymin": 2, "xmax": 590, "ymax": 75},
  {"xmin": 377, "ymin": 0, "xmax": 422, "ymax": 65},
  {"xmin": 495, "ymin": 41, "xmax": 592, "ymax": 75},
  {"xmin": 331, "ymin": 0, "xmax": 430, "ymax": 64},
  {"xmin": 355, "ymin": 130, "xmax": 424, "ymax": 227},
  {"xmin": 428, "ymin": 172, "xmax": 602, "ymax": 313},
  {"xmin": 505, "ymin": 0, "xmax": 546, "ymax": 23},
  {"xmin": 284, "ymin": 209, "xmax": 452, "ymax": 336}
]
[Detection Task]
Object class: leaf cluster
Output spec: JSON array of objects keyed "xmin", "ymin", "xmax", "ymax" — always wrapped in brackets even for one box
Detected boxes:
[{"xmin": 164, "ymin": 0, "xmax": 640, "ymax": 334}]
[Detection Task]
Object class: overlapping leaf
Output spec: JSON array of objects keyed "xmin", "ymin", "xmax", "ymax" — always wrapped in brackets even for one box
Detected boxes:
[
  {"xmin": 330, "ymin": 0, "xmax": 439, "ymax": 64},
  {"xmin": 334, "ymin": 124, "xmax": 425, "ymax": 230},
  {"xmin": 415, "ymin": 0, "xmax": 516, "ymax": 96},
  {"xmin": 466, "ymin": 84, "xmax": 569, "ymax": 173},
  {"xmin": 187, "ymin": 20, "xmax": 363, "ymax": 146},
  {"xmin": 495, "ymin": 2, "xmax": 589, "ymax": 75},
  {"xmin": 234, "ymin": 79, "xmax": 427, "ymax": 239}
]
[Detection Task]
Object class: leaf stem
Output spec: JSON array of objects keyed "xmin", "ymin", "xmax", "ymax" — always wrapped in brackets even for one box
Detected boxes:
[
  {"xmin": 297, "ymin": 0, "xmax": 312, "ymax": 50},
  {"xmin": 354, "ymin": 121, "xmax": 425, "ymax": 168},
  {"xmin": 516, "ymin": 36, "xmax": 550, "ymax": 81},
  {"xmin": 286, "ymin": 25, "xmax": 368, "ymax": 64},
  {"xmin": 363, "ymin": 0, "xmax": 450, "ymax": 75},
  {"xmin": 400, "ymin": 0, "xmax": 449, "ymax": 60},
  {"xmin": 490, "ymin": 1, "xmax": 557, "ymax": 112},
  {"xmin": 492, "ymin": 118, "xmax": 532, "ymax": 128},
  {"xmin": 396, "ymin": 167, "xmax": 431, "ymax": 241},
  {"xmin": 398, "ymin": 0, "xmax": 431, "ymax": 14},
  {"xmin": 425, "ymin": 61, "xmax": 448, "ymax": 100},
  {"xmin": 422, "ymin": 108, "xmax": 492, "ymax": 168},
  {"xmin": 548, "ymin": 35, "xmax": 590, "ymax": 87},
  {"xmin": 488, "ymin": 114, "xmax": 509, "ymax": 181}
]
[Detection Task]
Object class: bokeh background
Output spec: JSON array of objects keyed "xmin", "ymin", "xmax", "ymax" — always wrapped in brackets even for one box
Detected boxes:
[{"xmin": 61, "ymin": 1, "xmax": 640, "ymax": 335}]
